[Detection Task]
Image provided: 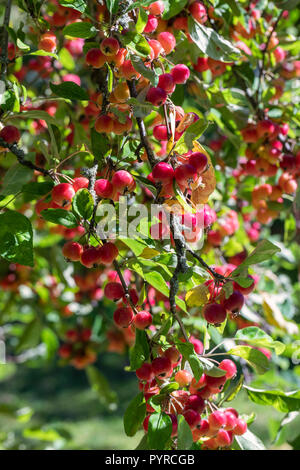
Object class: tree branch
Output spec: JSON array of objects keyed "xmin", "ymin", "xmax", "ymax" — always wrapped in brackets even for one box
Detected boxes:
[
  {"xmin": 0, "ymin": 136, "xmax": 54, "ymax": 178},
  {"xmin": 0, "ymin": 0, "xmax": 12, "ymax": 79},
  {"xmin": 127, "ymin": 80, "xmax": 158, "ymax": 168}
]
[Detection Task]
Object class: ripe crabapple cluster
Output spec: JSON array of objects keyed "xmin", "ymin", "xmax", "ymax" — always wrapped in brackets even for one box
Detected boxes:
[{"xmin": 137, "ymin": 345, "xmax": 247, "ymax": 449}]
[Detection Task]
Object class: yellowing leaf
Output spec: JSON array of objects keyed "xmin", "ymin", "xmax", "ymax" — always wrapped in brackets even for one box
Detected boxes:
[
  {"xmin": 140, "ymin": 247, "xmax": 160, "ymax": 259},
  {"xmin": 262, "ymin": 293, "xmax": 298, "ymax": 335},
  {"xmin": 191, "ymin": 141, "xmax": 216, "ymax": 205},
  {"xmin": 185, "ymin": 284, "xmax": 210, "ymax": 307}
]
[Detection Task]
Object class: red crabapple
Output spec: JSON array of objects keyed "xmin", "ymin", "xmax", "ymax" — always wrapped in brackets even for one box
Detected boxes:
[
  {"xmin": 208, "ymin": 411, "xmax": 227, "ymax": 430},
  {"xmin": 148, "ymin": 39, "xmax": 163, "ymax": 58},
  {"xmin": 205, "ymin": 374, "xmax": 227, "ymax": 392},
  {"xmin": 233, "ymin": 275, "xmax": 255, "ymax": 295},
  {"xmin": 52, "ymin": 183, "xmax": 75, "ymax": 207},
  {"xmin": 120, "ymin": 60, "xmax": 141, "ymax": 80},
  {"xmin": 219, "ymin": 359, "xmax": 237, "ymax": 379},
  {"xmin": 164, "ymin": 346, "xmax": 181, "ymax": 364},
  {"xmin": 233, "ymin": 418, "xmax": 247, "ymax": 435},
  {"xmin": 73, "ymin": 177, "xmax": 89, "ymax": 192},
  {"xmin": 222, "ymin": 290, "xmax": 244, "ymax": 313},
  {"xmin": 144, "ymin": 15, "xmax": 158, "ymax": 33},
  {"xmin": 0, "ymin": 125, "xmax": 20, "ymax": 143},
  {"xmin": 185, "ymin": 394, "xmax": 205, "ymax": 414},
  {"xmin": 136, "ymin": 363, "xmax": 153, "ymax": 381},
  {"xmin": 224, "ymin": 411, "xmax": 237, "ymax": 431},
  {"xmin": 158, "ymin": 73, "xmax": 175, "ymax": 94},
  {"xmin": 38, "ymin": 32, "xmax": 56, "ymax": 52},
  {"xmin": 111, "ymin": 170, "xmax": 135, "ymax": 191},
  {"xmin": 104, "ymin": 282, "xmax": 124, "ymax": 300},
  {"xmin": 189, "ymin": 2, "xmax": 208, "ymax": 24},
  {"xmin": 134, "ymin": 311, "xmax": 153, "ymax": 330},
  {"xmin": 203, "ymin": 303, "xmax": 227, "ymax": 325},
  {"xmin": 100, "ymin": 37, "xmax": 119, "ymax": 56},
  {"xmin": 146, "ymin": 87, "xmax": 167, "ymax": 106},
  {"xmin": 151, "ymin": 356, "xmax": 172, "ymax": 377},
  {"xmin": 188, "ymin": 152, "xmax": 208, "ymax": 173},
  {"xmin": 80, "ymin": 246, "xmax": 102, "ymax": 268},
  {"xmin": 157, "ymin": 32, "xmax": 176, "ymax": 54},
  {"xmin": 95, "ymin": 115, "xmax": 114, "ymax": 133},
  {"xmin": 86, "ymin": 48, "xmax": 106, "ymax": 68},
  {"xmin": 113, "ymin": 306, "xmax": 134, "ymax": 328},
  {"xmin": 174, "ymin": 164, "xmax": 197, "ymax": 185},
  {"xmin": 95, "ymin": 179, "xmax": 114, "ymax": 199},
  {"xmin": 216, "ymin": 429, "xmax": 233, "ymax": 447},
  {"xmin": 98, "ymin": 242, "xmax": 119, "ymax": 265},
  {"xmin": 174, "ymin": 369, "xmax": 192, "ymax": 387},
  {"xmin": 171, "ymin": 64, "xmax": 190, "ymax": 84},
  {"xmin": 62, "ymin": 241, "xmax": 83, "ymax": 262},
  {"xmin": 152, "ymin": 162, "xmax": 174, "ymax": 182},
  {"xmin": 183, "ymin": 409, "xmax": 201, "ymax": 430},
  {"xmin": 148, "ymin": 1, "xmax": 165, "ymax": 15},
  {"xmin": 153, "ymin": 125, "xmax": 168, "ymax": 141}
]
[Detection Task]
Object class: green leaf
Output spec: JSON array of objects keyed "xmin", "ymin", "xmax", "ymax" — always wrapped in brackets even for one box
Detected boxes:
[
  {"xmin": 9, "ymin": 110, "xmax": 57, "ymax": 126},
  {"xmin": 227, "ymin": 346, "xmax": 269, "ymax": 374},
  {"xmin": 176, "ymin": 341, "xmax": 203, "ymax": 381},
  {"xmin": 27, "ymin": 50, "xmax": 58, "ymax": 59},
  {"xmin": 130, "ymin": 55, "xmax": 159, "ymax": 86},
  {"xmin": 129, "ymin": 259, "xmax": 187, "ymax": 312},
  {"xmin": 50, "ymin": 81, "xmax": 89, "ymax": 101},
  {"xmin": 0, "ymin": 211, "xmax": 34, "ymax": 267},
  {"xmin": 235, "ymin": 327, "xmax": 285, "ymax": 355},
  {"xmin": 274, "ymin": 0, "xmax": 300, "ymax": 10},
  {"xmin": 41, "ymin": 208, "xmax": 79, "ymax": 228},
  {"xmin": 63, "ymin": 22, "xmax": 98, "ymax": 39},
  {"xmin": 91, "ymin": 128, "xmax": 110, "ymax": 162},
  {"xmin": 177, "ymin": 415, "xmax": 194, "ymax": 450},
  {"xmin": 135, "ymin": 434, "xmax": 149, "ymax": 450},
  {"xmin": 245, "ymin": 386, "xmax": 300, "ymax": 413},
  {"xmin": 148, "ymin": 413, "xmax": 172, "ymax": 450},
  {"xmin": 121, "ymin": 31, "xmax": 151, "ymax": 58},
  {"xmin": 1, "ymin": 165, "xmax": 33, "ymax": 196},
  {"xmin": 198, "ymin": 357, "xmax": 227, "ymax": 377},
  {"xmin": 86, "ymin": 366, "xmax": 117, "ymax": 409},
  {"xmin": 130, "ymin": 329, "xmax": 150, "ymax": 370},
  {"xmin": 162, "ymin": 0, "xmax": 189, "ymax": 20},
  {"xmin": 59, "ymin": 47, "xmax": 76, "ymax": 71},
  {"xmin": 58, "ymin": 0, "xmax": 87, "ymax": 12},
  {"xmin": 188, "ymin": 16, "xmax": 241, "ymax": 62},
  {"xmin": 106, "ymin": 0, "xmax": 120, "ymax": 14},
  {"xmin": 16, "ymin": 318, "xmax": 42, "ymax": 353},
  {"xmin": 72, "ymin": 188, "xmax": 94, "ymax": 220},
  {"xmin": 124, "ymin": 392, "xmax": 146, "ymax": 436},
  {"xmin": 22, "ymin": 181, "xmax": 54, "ymax": 197},
  {"xmin": 234, "ymin": 430, "xmax": 266, "ymax": 450},
  {"xmin": 136, "ymin": 7, "xmax": 148, "ymax": 33},
  {"xmin": 173, "ymin": 118, "xmax": 208, "ymax": 154},
  {"xmin": 231, "ymin": 240, "xmax": 281, "ymax": 278}
]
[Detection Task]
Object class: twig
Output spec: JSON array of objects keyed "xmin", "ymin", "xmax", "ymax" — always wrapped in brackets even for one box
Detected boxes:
[
  {"xmin": 169, "ymin": 212, "xmax": 189, "ymax": 342},
  {"xmin": 0, "ymin": 137, "xmax": 54, "ymax": 178},
  {"xmin": 113, "ymin": 260, "xmax": 138, "ymax": 314},
  {"xmin": 127, "ymin": 80, "xmax": 157, "ymax": 168},
  {"xmin": 187, "ymin": 248, "xmax": 227, "ymax": 282},
  {"xmin": 0, "ymin": 0, "xmax": 12, "ymax": 79}
]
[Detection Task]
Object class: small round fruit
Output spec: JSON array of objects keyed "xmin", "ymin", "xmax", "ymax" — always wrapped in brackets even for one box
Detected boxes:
[
  {"xmin": 62, "ymin": 241, "xmax": 83, "ymax": 261},
  {"xmin": 113, "ymin": 306, "xmax": 134, "ymax": 328},
  {"xmin": 134, "ymin": 311, "xmax": 153, "ymax": 330},
  {"xmin": 203, "ymin": 303, "xmax": 227, "ymax": 325},
  {"xmin": 52, "ymin": 183, "xmax": 75, "ymax": 207}
]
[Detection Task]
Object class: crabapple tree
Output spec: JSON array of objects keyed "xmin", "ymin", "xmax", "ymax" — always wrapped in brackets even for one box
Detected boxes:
[{"xmin": 0, "ymin": 0, "xmax": 300, "ymax": 451}]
